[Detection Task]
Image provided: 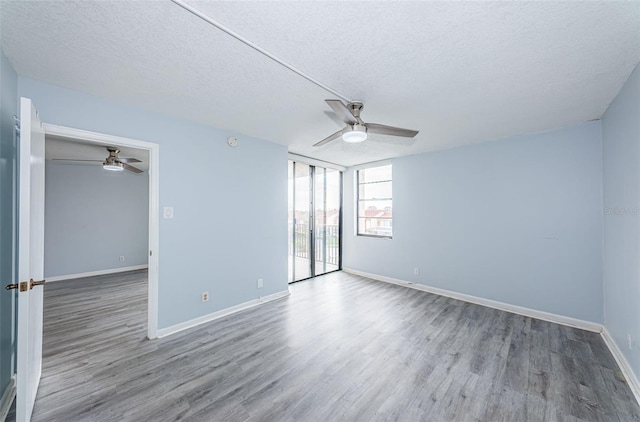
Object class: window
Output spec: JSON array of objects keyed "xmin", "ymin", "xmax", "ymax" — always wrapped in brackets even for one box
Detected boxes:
[{"xmin": 357, "ymin": 164, "xmax": 392, "ymax": 237}]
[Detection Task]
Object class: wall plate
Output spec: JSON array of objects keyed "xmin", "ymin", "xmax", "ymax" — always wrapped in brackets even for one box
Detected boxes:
[{"xmin": 227, "ymin": 136, "xmax": 238, "ymax": 148}]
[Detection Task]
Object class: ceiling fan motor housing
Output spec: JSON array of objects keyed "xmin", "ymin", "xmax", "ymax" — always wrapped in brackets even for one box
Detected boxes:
[
  {"xmin": 104, "ymin": 147, "xmax": 125, "ymax": 171},
  {"xmin": 348, "ymin": 102, "xmax": 364, "ymax": 118}
]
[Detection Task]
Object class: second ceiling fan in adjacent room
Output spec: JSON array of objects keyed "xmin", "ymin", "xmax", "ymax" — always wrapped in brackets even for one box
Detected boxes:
[{"xmin": 53, "ymin": 147, "xmax": 144, "ymax": 173}]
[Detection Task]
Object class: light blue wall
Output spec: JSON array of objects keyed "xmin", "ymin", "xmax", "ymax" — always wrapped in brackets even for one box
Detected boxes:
[
  {"xmin": 0, "ymin": 50, "xmax": 17, "ymax": 397},
  {"xmin": 19, "ymin": 78, "xmax": 288, "ymax": 329},
  {"xmin": 344, "ymin": 121, "xmax": 604, "ymax": 323},
  {"xmin": 602, "ymin": 64, "xmax": 640, "ymax": 379},
  {"xmin": 45, "ymin": 162, "xmax": 149, "ymax": 278}
]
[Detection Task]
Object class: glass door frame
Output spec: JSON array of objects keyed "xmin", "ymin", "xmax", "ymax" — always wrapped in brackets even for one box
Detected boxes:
[{"xmin": 289, "ymin": 160, "xmax": 343, "ymax": 283}]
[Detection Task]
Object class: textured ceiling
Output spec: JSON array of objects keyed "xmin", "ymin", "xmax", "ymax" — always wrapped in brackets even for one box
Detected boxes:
[{"xmin": 2, "ymin": 1, "xmax": 639, "ymax": 166}]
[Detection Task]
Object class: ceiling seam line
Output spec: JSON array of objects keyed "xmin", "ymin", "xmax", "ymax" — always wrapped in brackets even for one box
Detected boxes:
[{"xmin": 169, "ymin": 0, "xmax": 352, "ymax": 104}]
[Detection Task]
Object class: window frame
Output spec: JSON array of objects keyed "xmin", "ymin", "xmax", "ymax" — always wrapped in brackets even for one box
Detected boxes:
[{"xmin": 356, "ymin": 164, "xmax": 393, "ymax": 239}]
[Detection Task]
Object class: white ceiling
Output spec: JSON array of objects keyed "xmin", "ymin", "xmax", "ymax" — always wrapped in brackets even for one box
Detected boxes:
[{"xmin": 1, "ymin": 1, "xmax": 639, "ymax": 166}]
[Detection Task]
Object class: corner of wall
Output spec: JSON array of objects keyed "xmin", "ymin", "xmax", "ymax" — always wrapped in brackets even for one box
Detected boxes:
[
  {"xmin": 599, "ymin": 118, "xmax": 606, "ymax": 327},
  {"xmin": 601, "ymin": 61, "xmax": 640, "ymax": 398}
]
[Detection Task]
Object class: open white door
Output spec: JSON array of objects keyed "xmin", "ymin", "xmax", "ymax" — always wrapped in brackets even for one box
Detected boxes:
[{"xmin": 15, "ymin": 98, "xmax": 46, "ymax": 422}]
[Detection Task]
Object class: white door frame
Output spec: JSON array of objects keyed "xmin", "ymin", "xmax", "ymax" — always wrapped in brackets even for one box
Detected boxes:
[{"xmin": 42, "ymin": 123, "xmax": 160, "ymax": 339}]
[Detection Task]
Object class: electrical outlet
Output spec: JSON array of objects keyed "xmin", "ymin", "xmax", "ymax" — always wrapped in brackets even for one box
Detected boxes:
[
  {"xmin": 119, "ymin": 256, "xmax": 125, "ymax": 262},
  {"xmin": 202, "ymin": 291, "xmax": 209, "ymax": 302},
  {"xmin": 414, "ymin": 268, "xmax": 419, "ymax": 275},
  {"xmin": 628, "ymin": 333, "xmax": 633, "ymax": 350},
  {"xmin": 257, "ymin": 278, "xmax": 263, "ymax": 289}
]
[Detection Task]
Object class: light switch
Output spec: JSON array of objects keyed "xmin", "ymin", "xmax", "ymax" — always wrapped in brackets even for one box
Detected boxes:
[{"xmin": 163, "ymin": 207, "xmax": 174, "ymax": 219}]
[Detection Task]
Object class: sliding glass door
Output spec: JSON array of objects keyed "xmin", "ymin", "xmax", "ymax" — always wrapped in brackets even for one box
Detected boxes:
[
  {"xmin": 314, "ymin": 167, "xmax": 341, "ymax": 276},
  {"xmin": 288, "ymin": 162, "xmax": 311, "ymax": 282},
  {"xmin": 288, "ymin": 161, "xmax": 342, "ymax": 282}
]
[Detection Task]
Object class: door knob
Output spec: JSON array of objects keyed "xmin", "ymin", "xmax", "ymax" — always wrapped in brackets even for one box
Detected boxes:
[{"xmin": 30, "ymin": 279, "xmax": 45, "ymax": 289}]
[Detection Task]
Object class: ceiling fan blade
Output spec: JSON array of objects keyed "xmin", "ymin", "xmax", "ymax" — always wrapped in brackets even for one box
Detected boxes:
[
  {"xmin": 118, "ymin": 157, "xmax": 142, "ymax": 163},
  {"xmin": 122, "ymin": 163, "xmax": 143, "ymax": 174},
  {"xmin": 313, "ymin": 129, "xmax": 344, "ymax": 147},
  {"xmin": 51, "ymin": 159, "xmax": 103, "ymax": 165},
  {"xmin": 325, "ymin": 100, "xmax": 356, "ymax": 125},
  {"xmin": 52, "ymin": 159, "xmax": 102, "ymax": 162},
  {"xmin": 366, "ymin": 123, "xmax": 419, "ymax": 138}
]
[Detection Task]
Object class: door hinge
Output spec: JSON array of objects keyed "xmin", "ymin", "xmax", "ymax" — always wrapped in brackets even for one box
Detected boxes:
[{"xmin": 12, "ymin": 115, "xmax": 20, "ymax": 134}]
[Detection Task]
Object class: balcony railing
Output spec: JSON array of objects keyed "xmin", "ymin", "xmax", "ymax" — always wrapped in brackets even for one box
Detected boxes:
[{"xmin": 289, "ymin": 223, "xmax": 339, "ymax": 266}]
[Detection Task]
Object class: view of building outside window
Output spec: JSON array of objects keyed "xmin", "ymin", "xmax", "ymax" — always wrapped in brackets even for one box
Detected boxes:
[{"xmin": 357, "ymin": 164, "xmax": 392, "ymax": 237}]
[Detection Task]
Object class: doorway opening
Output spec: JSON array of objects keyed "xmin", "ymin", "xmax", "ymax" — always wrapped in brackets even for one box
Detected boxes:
[
  {"xmin": 288, "ymin": 160, "xmax": 342, "ymax": 283},
  {"xmin": 43, "ymin": 124, "xmax": 159, "ymax": 338}
]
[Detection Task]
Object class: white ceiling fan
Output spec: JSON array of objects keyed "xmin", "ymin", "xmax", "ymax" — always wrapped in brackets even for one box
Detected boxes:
[
  {"xmin": 52, "ymin": 147, "xmax": 143, "ymax": 173},
  {"xmin": 314, "ymin": 100, "xmax": 419, "ymax": 147}
]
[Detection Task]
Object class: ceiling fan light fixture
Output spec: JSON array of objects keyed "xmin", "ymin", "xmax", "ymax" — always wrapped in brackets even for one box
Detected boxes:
[
  {"xmin": 103, "ymin": 161, "xmax": 124, "ymax": 172},
  {"xmin": 342, "ymin": 125, "xmax": 367, "ymax": 143}
]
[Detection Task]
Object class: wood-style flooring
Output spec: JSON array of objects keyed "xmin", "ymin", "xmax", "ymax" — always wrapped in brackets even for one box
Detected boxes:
[{"xmin": 7, "ymin": 269, "xmax": 640, "ymax": 421}]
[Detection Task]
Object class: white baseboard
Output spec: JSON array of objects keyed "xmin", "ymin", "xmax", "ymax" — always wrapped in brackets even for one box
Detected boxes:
[
  {"xmin": 343, "ymin": 268, "xmax": 603, "ymax": 333},
  {"xmin": 157, "ymin": 290, "xmax": 290, "ymax": 338},
  {"xmin": 46, "ymin": 264, "xmax": 149, "ymax": 282},
  {"xmin": 601, "ymin": 327, "xmax": 640, "ymax": 405},
  {"xmin": 0, "ymin": 375, "xmax": 16, "ymax": 422}
]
